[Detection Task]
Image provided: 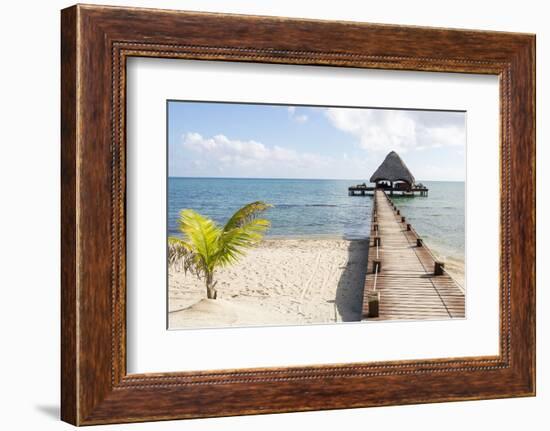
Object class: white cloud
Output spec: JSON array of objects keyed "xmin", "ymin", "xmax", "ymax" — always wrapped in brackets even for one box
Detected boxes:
[
  {"xmin": 182, "ymin": 132, "xmax": 328, "ymax": 174},
  {"xmin": 287, "ymin": 106, "xmax": 308, "ymax": 123},
  {"xmin": 325, "ymin": 108, "xmax": 465, "ymax": 153},
  {"xmin": 183, "ymin": 132, "xmax": 270, "ymax": 164}
]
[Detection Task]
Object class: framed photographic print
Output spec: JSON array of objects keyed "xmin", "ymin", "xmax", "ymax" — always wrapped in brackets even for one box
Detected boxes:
[
  {"xmin": 164, "ymin": 101, "xmax": 465, "ymax": 330},
  {"xmin": 61, "ymin": 4, "xmax": 535, "ymax": 425}
]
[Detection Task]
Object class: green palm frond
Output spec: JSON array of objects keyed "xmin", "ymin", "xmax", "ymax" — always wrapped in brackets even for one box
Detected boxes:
[
  {"xmin": 216, "ymin": 218, "xmax": 271, "ymax": 267},
  {"xmin": 177, "ymin": 209, "xmax": 223, "ymax": 272},
  {"xmin": 223, "ymin": 201, "xmax": 272, "ymax": 232},
  {"xmin": 169, "ymin": 209, "xmax": 221, "ymax": 277},
  {"xmin": 168, "ymin": 201, "xmax": 272, "ymax": 299}
]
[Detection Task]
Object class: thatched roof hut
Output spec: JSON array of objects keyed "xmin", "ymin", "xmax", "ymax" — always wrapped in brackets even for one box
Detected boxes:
[{"xmin": 370, "ymin": 151, "xmax": 415, "ymax": 186}]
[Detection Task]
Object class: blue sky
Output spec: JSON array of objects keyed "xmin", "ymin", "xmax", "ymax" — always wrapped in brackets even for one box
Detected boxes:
[{"xmin": 168, "ymin": 101, "xmax": 466, "ymax": 181}]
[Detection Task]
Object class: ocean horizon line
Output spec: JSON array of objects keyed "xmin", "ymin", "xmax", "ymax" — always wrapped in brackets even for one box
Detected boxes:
[{"xmin": 168, "ymin": 176, "xmax": 465, "ymax": 182}]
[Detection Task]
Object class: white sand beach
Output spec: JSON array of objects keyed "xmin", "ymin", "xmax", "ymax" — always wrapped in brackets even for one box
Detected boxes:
[
  {"xmin": 441, "ymin": 257, "xmax": 465, "ymax": 288},
  {"xmin": 168, "ymin": 238, "xmax": 370, "ymax": 329}
]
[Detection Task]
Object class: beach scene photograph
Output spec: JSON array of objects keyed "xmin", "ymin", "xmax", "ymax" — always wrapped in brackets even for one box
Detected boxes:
[{"xmin": 167, "ymin": 101, "xmax": 466, "ymax": 329}]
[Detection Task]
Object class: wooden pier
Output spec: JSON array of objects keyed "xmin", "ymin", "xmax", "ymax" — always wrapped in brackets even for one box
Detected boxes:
[
  {"xmin": 362, "ymin": 190, "xmax": 465, "ymax": 320},
  {"xmin": 349, "ymin": 184, "xmax": 428, "ymax": 197}
]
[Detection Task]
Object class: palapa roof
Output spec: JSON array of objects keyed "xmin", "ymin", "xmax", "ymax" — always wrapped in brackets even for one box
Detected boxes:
[{"xmin": 370, "ymin": 151, "xmax": 415, "ymax": 185}]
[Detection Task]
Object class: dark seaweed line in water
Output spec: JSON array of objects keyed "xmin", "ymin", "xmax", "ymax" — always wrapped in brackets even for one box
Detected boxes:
[
  {"xmin": 275, "ymin": 204, "xmax": 339, "ymax": 208},
  {"xmin": 167, "ymin": 179, "xmax": 463, "ymax": 259}
]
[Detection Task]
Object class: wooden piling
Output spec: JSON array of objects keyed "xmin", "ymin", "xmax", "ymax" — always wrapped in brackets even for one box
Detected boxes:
[
  {"xmin": 366, "ymin": 291, "xmax": 380, "ymax": 318},
  {"xmin": 362, "ymin": 190, "xmax": 464, "ymax": 320}
]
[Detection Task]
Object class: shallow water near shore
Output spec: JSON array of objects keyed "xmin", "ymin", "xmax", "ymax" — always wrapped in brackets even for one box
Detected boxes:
[{"xmin": 168, "ymin": 177, "xmax": 465, "ymax": 269}]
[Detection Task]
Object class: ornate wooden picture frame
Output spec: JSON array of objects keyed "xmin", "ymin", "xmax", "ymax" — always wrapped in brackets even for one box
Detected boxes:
[{"xmin": 61, "ymin": 4, "xmax": 535, "ymax": 425}]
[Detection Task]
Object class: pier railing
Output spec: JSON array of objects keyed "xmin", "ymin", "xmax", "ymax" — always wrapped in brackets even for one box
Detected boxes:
[
  {"xmin": 383, "ymin": 192, "xmax": 465, "ymax": 293},
  {"xmin": 349, "ymin": 184, "xmax": 429, "ymax": 197},
  {"xmin": 361, "ymin": 189, "xmax": 465, "ymax": 320}
]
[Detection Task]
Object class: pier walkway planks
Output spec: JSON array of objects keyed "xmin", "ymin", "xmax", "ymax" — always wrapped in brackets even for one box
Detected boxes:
[{"xmin": 362, "ymin": 190, "xmax": 465, "ymax": 321}]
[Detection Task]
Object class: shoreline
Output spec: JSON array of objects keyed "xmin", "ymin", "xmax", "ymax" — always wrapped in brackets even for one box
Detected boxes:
[
  {"xmin": 264, "ymin": 233, "xmax": 368, "ymax": 241},
  {"xmin": 168, "ymin": 236, "xmax": 465, "ymax": 329},
  {"xmin": 264, "ymin": 235, "xmax": 464, "ymax": 282}
]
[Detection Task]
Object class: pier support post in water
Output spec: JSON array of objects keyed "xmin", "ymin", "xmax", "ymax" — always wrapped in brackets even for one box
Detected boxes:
[
  {"xmin": 396, "ymin": 209, "xmax": 400, "ymax": 215},
  {"xmin": 362, "ymin": 189, "xmax": 464, "ymax": 321},
  {"xmin": 373, "ymin": 223, "xmax": 378, "ymax": 232},
  {"xmin": 367, "ymin": 291, "xmax": 380, "ymax": 318}
]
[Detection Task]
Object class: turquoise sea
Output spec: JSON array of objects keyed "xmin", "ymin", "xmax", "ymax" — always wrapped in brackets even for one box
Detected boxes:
[{"xmin": 168, "ymin": 178, "xmax": 465, "ymax": 265}]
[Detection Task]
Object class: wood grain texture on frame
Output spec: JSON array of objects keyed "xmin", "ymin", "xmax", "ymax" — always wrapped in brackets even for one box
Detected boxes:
[{"xmin": 60, "ymin": 4, "xmax": 535, "ymax": 425}]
